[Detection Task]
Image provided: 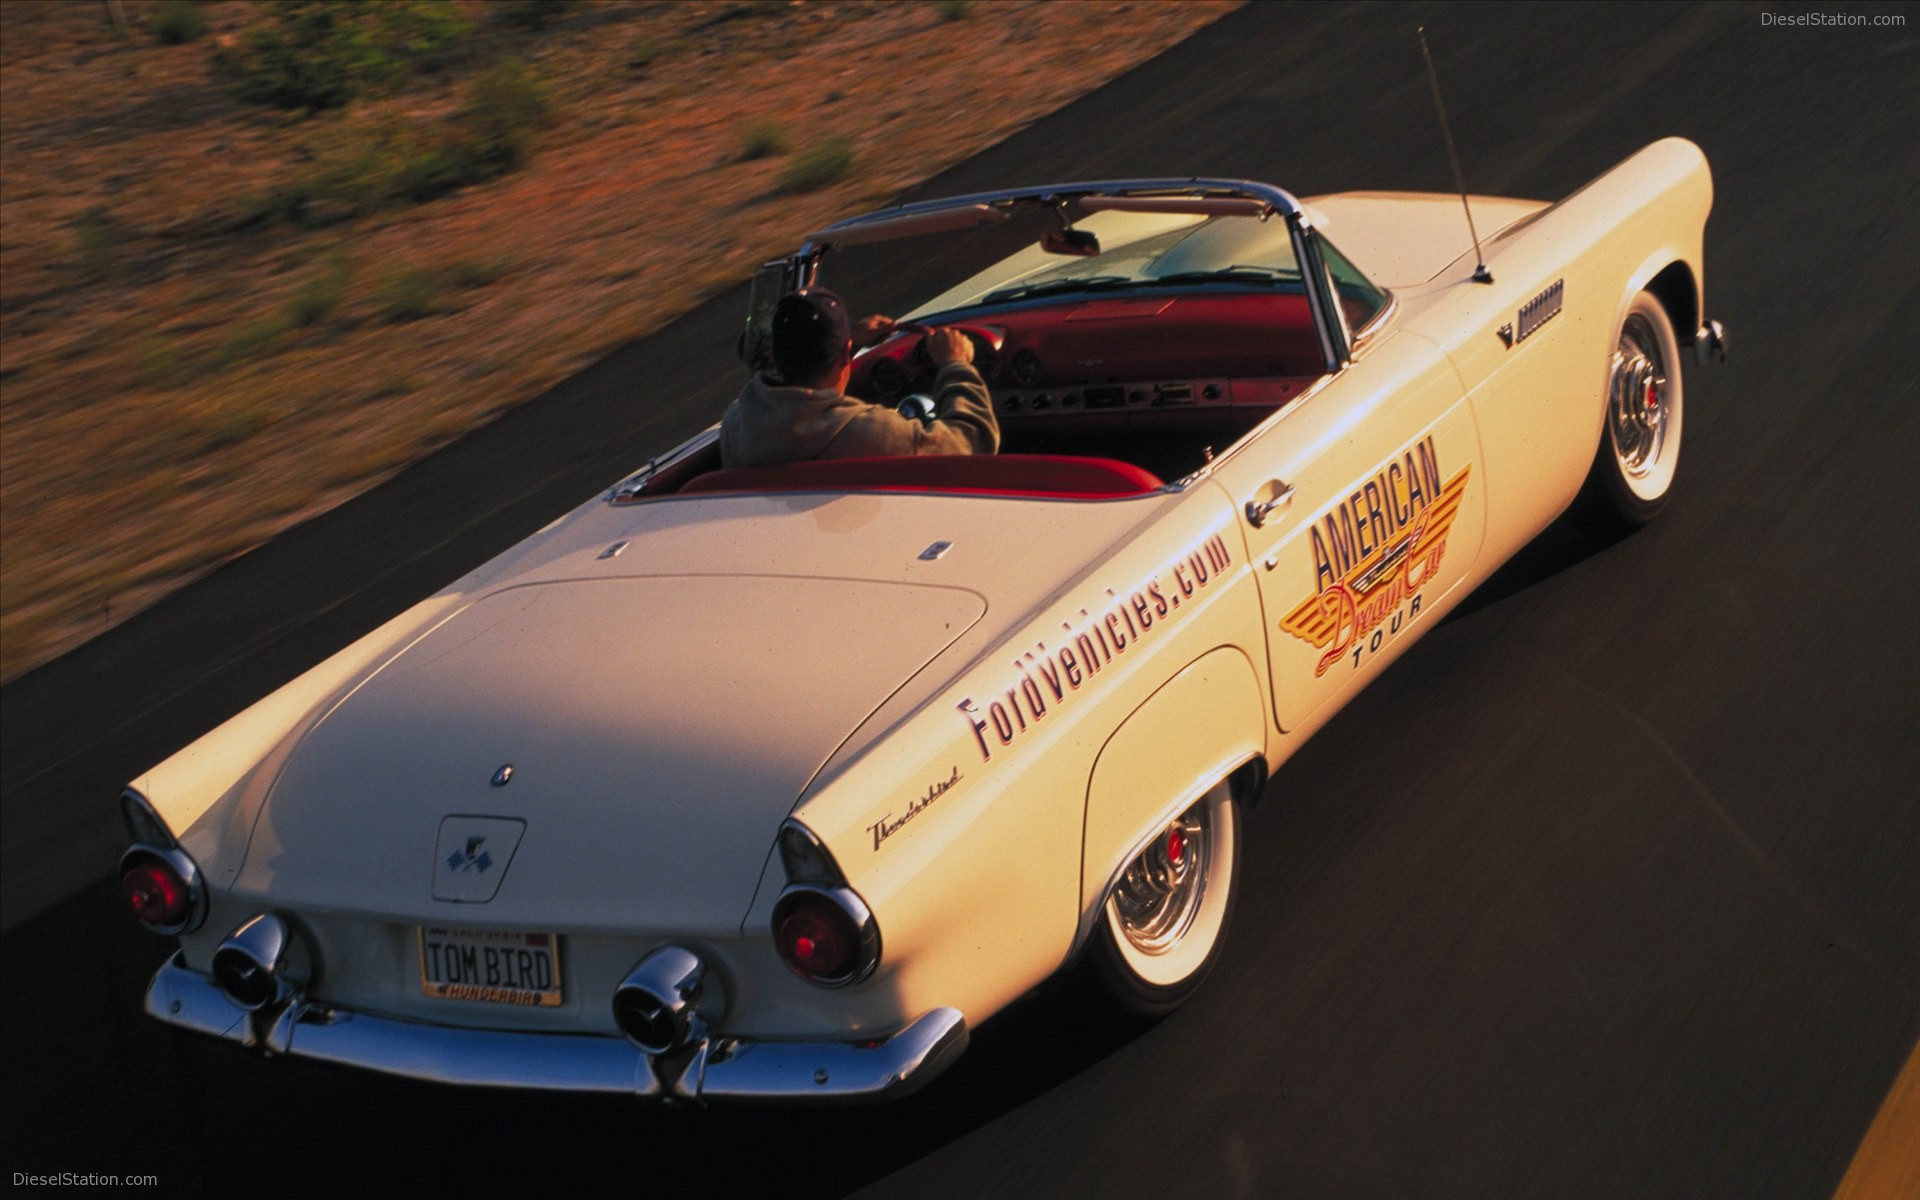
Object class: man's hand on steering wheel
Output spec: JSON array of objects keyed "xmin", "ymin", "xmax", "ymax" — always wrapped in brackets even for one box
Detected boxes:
[
  {"xmin": 852, "ymin": 314, "xmax": 897, "ymax": 350},
  {"xmin": 924, "ymin": 326, "xmax": 975, "ymax": 366}
]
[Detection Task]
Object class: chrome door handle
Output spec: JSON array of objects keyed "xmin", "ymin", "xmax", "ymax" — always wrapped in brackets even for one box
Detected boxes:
[{"xmin": 1245, "ymin": 484, "xmax": 1295, "ymax": 528}]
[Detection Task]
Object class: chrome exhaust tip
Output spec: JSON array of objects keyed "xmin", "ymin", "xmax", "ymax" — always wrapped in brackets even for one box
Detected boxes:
[
  {"xmin": 612, "ymin": 946, "xmax": 722, "ymax": 1055},
  {"xmin": 211, "ymin": 914, "xmax": 301, "ymax": 1012}
]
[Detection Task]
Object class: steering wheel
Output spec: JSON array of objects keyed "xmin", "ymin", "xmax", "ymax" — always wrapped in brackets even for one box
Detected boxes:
[
  {"xmin": 858, "ymin": 323, "xmax": 980, "ymax": 404},
  {"xmin": 902, "ymin": 323, "xmax": 989, "ymax": 374}
]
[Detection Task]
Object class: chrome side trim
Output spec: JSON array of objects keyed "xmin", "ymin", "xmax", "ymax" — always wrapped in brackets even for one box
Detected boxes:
[
  {"xmin": 606, "ymin": 426, "xmax": 721, "ymax": 505},
  {"xmin": 1348, "ymin": 291, "xmax": 1399, "ymax": 359},
  {"xmin": 1292, "ymin": 222, "xmax": 1348, "ymax": 371},
  {"xmin": 144, "ymin": 956, "xmax": 967, "ymax": 1102}
]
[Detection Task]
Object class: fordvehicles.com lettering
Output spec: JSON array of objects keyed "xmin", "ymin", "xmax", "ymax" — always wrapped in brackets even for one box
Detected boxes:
[{"xmin": 957, "ymin": 533, "xmax": 1233, "ymax": 762}]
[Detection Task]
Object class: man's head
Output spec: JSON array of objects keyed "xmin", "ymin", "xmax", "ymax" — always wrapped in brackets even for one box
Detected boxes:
[{"xmin": 770, "ymin": 288, "xmax": 853, "ymax": 388}]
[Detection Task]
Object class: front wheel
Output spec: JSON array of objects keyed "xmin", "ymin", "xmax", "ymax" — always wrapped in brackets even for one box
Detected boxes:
[
  {"xmin": 1575, "ymin": 290, "xmax": 1684, "ymax": 533},
  {"xmin": 1087, "ymin": 782, "xmax": 1240, "ymax": 1017}
]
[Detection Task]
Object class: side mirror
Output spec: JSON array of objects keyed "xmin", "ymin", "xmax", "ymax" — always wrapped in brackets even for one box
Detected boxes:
[{"xmin": 1040, "ymin": 228, "xmax": 1100, "ymax": 257}]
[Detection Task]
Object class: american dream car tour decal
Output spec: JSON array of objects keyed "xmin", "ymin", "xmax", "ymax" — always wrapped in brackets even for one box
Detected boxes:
[
  {"xmin": 868, "ymin": 767, "xmax": 962, "ymax": 851},
  {"xmin": 957, "ymin": 532, "xmax": 1234, "ymax": 763},
  {"xmin": 1498, "ymin": 278, "xmax": 1565, "ymax": 348},
  {"xmin": 1282, "ymin": 435, "xmax": 1470, "ymax": 676}
]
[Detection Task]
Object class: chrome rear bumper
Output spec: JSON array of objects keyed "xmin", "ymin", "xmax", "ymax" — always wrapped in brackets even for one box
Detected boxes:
[{"xmin": 145, "ymin": 954, "xmax": 967, "ymax": 1102}]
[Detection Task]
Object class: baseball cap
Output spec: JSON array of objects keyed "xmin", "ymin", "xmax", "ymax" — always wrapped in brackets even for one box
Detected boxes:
[{"xmin": 771, "ymin": 287, "xmax": 853, "ymax": 381}]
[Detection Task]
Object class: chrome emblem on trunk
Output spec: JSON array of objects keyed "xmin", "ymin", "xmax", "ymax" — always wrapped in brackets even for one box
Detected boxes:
[
  {"xmin": 491, "ymin": 763, "xmax": 514, "ymax": 787},
  {"xmin": 433, "ymin": 817, "xmax": 527, "ymax": 903}
]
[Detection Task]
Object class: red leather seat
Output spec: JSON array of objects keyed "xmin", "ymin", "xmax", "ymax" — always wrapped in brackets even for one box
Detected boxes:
[{"xmin": 677, "ymin": 454, "xmax": 1163, "ymax": 499}]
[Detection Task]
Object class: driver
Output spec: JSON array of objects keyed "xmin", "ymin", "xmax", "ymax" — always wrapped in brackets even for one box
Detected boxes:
[{"xmin": 720, "ymin": 287, "xmax": 999, "ymax": 468}]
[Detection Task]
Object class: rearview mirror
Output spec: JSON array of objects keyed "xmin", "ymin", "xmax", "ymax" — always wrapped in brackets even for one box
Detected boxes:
[{"xmin": 1040, "ymin": 228, "xmax": 1100, "ymax": 257}]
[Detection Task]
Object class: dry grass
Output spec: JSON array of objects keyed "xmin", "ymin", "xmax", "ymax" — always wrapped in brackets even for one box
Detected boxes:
[{"xmin": 0, "ymin": 0, "xmax": 1236, "ymax": 682}]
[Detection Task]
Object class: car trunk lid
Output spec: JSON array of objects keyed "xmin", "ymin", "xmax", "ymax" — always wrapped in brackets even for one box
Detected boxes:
[{"xmin": 234, "ymin": 575, "xmax": 985, "ymax": 932}]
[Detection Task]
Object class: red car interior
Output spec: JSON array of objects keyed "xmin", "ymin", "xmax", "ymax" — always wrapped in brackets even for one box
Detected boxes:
[{"xmin": 677, "ymin": 454, "xmax": 1165, "ymax": 500}]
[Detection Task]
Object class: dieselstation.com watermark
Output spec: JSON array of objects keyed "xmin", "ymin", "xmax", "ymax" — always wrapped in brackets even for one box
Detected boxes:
[
  {"xmin": 13, "ymin": 1173, "xmax": 159, "ymax": 1188},
  {"xmin": 1761, "ymin": 10, "xmax": 1906, "ymax": 25}
]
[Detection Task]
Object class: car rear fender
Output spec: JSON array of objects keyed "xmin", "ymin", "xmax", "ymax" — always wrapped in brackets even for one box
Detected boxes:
[
  {"xmin": 127, "ymin": 593, "xmax": 468, "ymax": 889},
  {"xmin": 1074, "ymin": 646, "xmax": 1266, "ymax": 953}
]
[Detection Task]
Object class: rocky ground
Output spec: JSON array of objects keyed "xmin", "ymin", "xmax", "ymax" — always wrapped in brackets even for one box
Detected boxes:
[{"xmin": 0, "ymin": 0, "xmax": 1233, "ymax": 682}]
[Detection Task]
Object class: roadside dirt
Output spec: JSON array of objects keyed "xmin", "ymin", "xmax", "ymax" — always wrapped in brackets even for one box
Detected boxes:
[{"xmin": 0, "ymin": 0, "xmax": 1235, "ymax": 683}]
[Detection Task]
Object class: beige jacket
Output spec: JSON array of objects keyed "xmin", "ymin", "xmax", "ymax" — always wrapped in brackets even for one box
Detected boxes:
[{"xmin": 720, "ymin": 362, "xmax": 1000, "ymax": 468}]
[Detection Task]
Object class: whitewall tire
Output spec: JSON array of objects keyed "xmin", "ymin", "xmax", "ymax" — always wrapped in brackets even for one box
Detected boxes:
[
  {"xmin": 1578, "ymin": 290, "xmax": 1684, "ymax": 531},
  {"xmin": 1088, "ymin": 781, "xmax": 1240, "ymax": 1017}
]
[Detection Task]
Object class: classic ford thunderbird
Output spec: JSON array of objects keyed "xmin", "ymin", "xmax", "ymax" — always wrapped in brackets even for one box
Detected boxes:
[{"xmin": 120, "ymin": 138, "xmax": 1724, "ymax": 1101}]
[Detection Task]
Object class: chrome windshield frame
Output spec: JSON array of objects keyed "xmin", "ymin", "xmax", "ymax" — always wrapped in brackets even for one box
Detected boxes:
[{"xmin": 793, "ymin": 178, "xmax": 1351, "ymax": 376}]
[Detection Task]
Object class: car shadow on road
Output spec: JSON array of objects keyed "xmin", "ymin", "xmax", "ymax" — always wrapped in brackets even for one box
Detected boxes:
[
  {"xmin": 0, "ymin": 875, "xmax": 1152, "ymax": 1197},
  {"xmin": 1441, "ymin": 512, "xmax": 1629, "ymax": 626}
]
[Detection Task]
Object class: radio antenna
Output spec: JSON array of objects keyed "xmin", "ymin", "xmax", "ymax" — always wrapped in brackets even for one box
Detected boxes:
[{"xmin": 1418, "ymin": 27, "xmax": 1492, "ymax": 284}]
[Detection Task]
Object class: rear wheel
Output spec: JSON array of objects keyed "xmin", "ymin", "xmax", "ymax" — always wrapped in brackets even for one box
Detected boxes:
[
  {"xmin": 1088, "ymin": 781, "xmax": 1240, "ymax": 1017},
  {"xmin": 1576, "ymin": 291, "xmax": 1683, "ymax": 532}
]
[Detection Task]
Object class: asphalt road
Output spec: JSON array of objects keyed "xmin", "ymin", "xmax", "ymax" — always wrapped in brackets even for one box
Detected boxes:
[{"xmin": 4, "ymin": 2, "xmax": 1917, "ymax": 1194}]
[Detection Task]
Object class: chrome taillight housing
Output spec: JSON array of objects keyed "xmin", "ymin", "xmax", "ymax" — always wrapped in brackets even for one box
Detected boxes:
[
  {"xmin": 121, "ymin": 848, "xmax": 198, "ymax": 933},
  {"xmin": 118, "ymin": 789, "xmax": 205, "ymax": 935},
  {"xmin": 773, "ymin": 886, "xmax": 879, "ymax": 986},
  {"xmin": 772, "ymin": 821, "xmax": 880, "ymax": 987}
]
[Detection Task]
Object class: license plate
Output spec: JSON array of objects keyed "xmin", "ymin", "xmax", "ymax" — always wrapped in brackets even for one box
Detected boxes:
[{"xmin": 418, "ymin": 927, "xmax": 562, "ymax": 1007}]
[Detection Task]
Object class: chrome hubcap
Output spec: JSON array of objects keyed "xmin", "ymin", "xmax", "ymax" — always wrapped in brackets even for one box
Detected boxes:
[
  {"xmin": 1609, "ymin": 315, "xmax": 1668, "ymax": 479},
  {"xmin": 1111, "ymin": 800, "xmax": 1209, "ymax": 955}
]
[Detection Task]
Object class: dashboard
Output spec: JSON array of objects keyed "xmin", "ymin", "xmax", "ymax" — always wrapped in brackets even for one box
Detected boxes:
[{"xmin": 848, "ymin": 291, "xmax": 1326, "ymax": 423}]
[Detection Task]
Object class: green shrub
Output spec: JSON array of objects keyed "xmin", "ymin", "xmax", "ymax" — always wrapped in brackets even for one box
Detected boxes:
[
  {"xmin": 626, "ymin": 30, "xmax": 667, "ymax": 70},
  {"xmin": 212, "ymin": 0, "xmax": 473, "ymax": 111},
  {"xmin": 738, "ymin": 117, "xmax": 787, "ymax": 161},
  {"xmin": 462, "ymin": 57, "xmax": 551, "ymax": 164},
  {"xmin": 205, "ymin": 399, "xmax": 273, "ymax": 448},
  {"xmin": 135, "ymin": 334, "xmax": 184, "ymax": 386},
  {"xmin": 72, "ymin": 205, "xmax": 124, "ymax": 278},
  {"xmin": 776, "ymin": 137, "xmax": 856, "ymax": 193},
  {"xmin": 236, "ymin": 57, "xmax": 553, "ymax": 228},
  {"xmin": 215, "ymin": 314, "xmax": 292, "ymax": 366},
  {"xmin": 374, "ymin": 266, "xmax": 441, "ymax": 321},
  {"xmin": 447, "ymin": 255, "xmax": 515, "ymax": 288},
  {"xmin": 288, "ymin": 254, "xmax": 353, "ymax": 325},
  {"xmin": 495, "ymin": 0, "xmax": 576, "ymax": 30},
  {"xmin": 150, "ymin": 0, "xmax": 207, "ymax": 44}
]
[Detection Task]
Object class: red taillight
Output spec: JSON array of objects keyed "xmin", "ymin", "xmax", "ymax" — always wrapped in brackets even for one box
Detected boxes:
[
  {"xmin": 122, "ymin": 855, "xmax": 190, "ymax": 931},
  {"xmin": 776, "ymin": 894, "xmax": 857, "ymax": 981},
  {"xmin": 772, "ymin": 886, "xmax": 878, "ymax": 987}
]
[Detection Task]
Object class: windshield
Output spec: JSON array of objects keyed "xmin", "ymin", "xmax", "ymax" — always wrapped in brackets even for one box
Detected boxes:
[{"xmin": 904, "ymin": 210, "xmax": 1304, "ymax": 319}]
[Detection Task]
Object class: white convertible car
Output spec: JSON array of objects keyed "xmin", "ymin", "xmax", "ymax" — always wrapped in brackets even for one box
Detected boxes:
[{"xmin": 120, "ymin": 138, "xmax": 1724, "ymax": 1101}]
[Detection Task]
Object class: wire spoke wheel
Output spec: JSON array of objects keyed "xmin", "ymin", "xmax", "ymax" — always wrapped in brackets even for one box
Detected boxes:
[
  {"xmin": 1109, "ymin": 807, "xmax": 1208, "ymax": 955},
  {"xmin": 1578, "ymin": 290, "xmax": 1684, "ymax": 530},
  {"xmin": 1609, "ymin": 315, "xmax": 1673, "ymax": 489},
  {"xmin": 1088, "ymin": 781, "xmax": 1240, "ymax": 1016}
]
